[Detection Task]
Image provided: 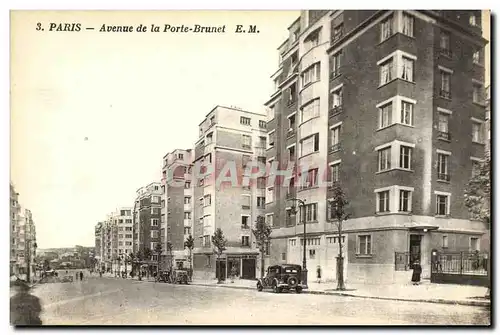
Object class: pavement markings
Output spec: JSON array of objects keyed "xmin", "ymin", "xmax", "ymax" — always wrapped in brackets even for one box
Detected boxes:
[{"xmin": 42, "ymin": 289, "xmax": 122, "ymax": 309}]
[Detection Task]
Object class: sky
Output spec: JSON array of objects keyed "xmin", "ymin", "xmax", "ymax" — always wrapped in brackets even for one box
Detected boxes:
[{"xmin": 11, "ymin": 10, "xmax": 300, "ymax": 248}]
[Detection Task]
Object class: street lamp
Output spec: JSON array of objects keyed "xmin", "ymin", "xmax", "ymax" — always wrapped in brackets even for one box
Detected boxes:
[{"xmin": 288, "ymin": 198, "xmax": 308, "ymax": 287}]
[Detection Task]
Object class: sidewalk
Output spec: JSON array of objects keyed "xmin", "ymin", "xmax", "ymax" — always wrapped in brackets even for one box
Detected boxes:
[{"xmin": 189, "ymin": 279, "xmax": 490, "ymax": 307}]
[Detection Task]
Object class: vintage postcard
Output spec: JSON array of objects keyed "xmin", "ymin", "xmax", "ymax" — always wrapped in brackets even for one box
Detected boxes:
[{"xmin": 10, "ymin": 9, "xmax": 491, "ymax": 326}]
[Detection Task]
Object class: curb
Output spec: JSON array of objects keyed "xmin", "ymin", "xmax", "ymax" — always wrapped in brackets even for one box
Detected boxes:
[{"xmin": 188, "ymin": 283, "xmax": 490, "ymax": 307}]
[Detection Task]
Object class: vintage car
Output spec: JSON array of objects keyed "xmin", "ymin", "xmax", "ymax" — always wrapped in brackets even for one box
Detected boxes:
[
  {"xmin": 156, "ymin": 271, "xmax": 171, "ymax": 283},
  {"xmin": 257, "ymin": 264, "xmax": 307, "ymax": 293},
  {"xmin": 172, "ymin": 269, "xmax": 189, "ymax": 284}
]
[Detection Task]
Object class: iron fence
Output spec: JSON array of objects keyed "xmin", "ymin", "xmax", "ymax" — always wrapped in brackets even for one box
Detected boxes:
[{"xmin": 432, "ymin": 251, "xmax": 489, "ymax": 276}]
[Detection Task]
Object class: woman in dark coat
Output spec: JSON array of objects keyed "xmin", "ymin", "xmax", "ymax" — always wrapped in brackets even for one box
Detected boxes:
[{"xmin": 411, "ymin": 261, "xmax": 422, "ymax": 285}]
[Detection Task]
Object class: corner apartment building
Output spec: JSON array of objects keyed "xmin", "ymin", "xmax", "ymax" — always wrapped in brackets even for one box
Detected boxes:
[
  {"xmin": 133, "ymin": 182, "xmax": 163, "ymax": 272},
  {"xmin": 265, "ymin": 10, "xmax": 489, "ymax": 284},
  {"xmin": 192, "ymin": 105, "xmax": 268, "ymax": 280},
  {"xmin": 101, "ymin": 214, "xmax": 118, "ymax": 272},
  {"xmin": 162, "ymin": 149, "xmax": 194, "ymax": 269},
  {"xmin": 115, "ymin": 208, "xmax": 133, "ymax": 257}
]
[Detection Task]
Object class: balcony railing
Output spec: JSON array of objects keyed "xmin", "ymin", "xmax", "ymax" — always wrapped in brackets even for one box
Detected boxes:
[
  {"xmin": 287, "ymin": 128, "xmax": 296, "ymax": 138},
  {"xmin": 332, "ymin": 30, "xmax": 344, "ymax": 43},
  {"xmin": 440, "ymin": 48, "xmax": 452, "ymax": 58},
  {"xmin": 330, "ymin": 69, "xmax": 342, "ymax": 79},
  {"xmin": 242, "ymin": 205, "xmax": 251, "ymax": 210},
  {"xmin": 437, "ymin": 173, "xmax": 451, "ymax": 182},
  {"xmin": 241, "ymin": 224, "xmax": 250, "ymax": 230},
  {"xmin": 329, "ymin": 105, "xmax": 343, "ymax": 118},
  {"xmin": 329, "ymin": 143, "xmax": 342, "ymax": 153},
  {"xmin": 440, "ymin": 90, "xmax": 451, "ymax": 99},
  {"xmin": 437, "ymin": 131, "xmax": 451, "ymax": 141}
]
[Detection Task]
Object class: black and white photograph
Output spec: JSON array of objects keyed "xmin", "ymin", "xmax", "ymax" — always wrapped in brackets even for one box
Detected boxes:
[{"xmin": 8, "ymin": 7, "xmax": 491, "ymax": 326}]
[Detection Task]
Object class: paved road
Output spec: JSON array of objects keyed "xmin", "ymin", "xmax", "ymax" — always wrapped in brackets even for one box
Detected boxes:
[{"xmin": 31, "ymin": 277, "xmax": 490, "ymax": 325}]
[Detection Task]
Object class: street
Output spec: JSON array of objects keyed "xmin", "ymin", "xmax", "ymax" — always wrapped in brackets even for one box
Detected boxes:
[{"xmin": 30, "ymin": 276, "xmax": 490, "ymax": 325}]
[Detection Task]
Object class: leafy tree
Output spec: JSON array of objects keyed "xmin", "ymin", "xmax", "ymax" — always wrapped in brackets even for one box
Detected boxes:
[
  {"xmin": 329, "ymin": 183, "xmax": 350, "ymax": 291},
  {"xmin": 464, "ymin": 156, "xmax": 491, "ymax": 225},
  {"xmin": 252, "ymin": 215, "xmax": 272, "ymax": 279},
  {"xmin": 43, "ymin": 259, "xmax": 50, "ymax": 271},
  {"xmin": 166, "ymin": 242, "xmax": 173, "ymax": 270},
  {"xmin": 154, "ymin": 243, "xmax": 163, "ymax": 273},
  {"xmin": 184, "ymin": 235, "xmax": 195, "ymax": 280},
  {"xmin": 211, "ymin": 228, "xmax": 227, "ymax": 283},
  {"xmin": 143, "ymin": 248, "xmax": 152, "ymax": 277}
]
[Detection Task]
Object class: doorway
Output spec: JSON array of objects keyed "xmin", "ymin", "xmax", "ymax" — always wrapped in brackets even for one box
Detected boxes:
[
  {"xmin": 409, "ymin": 234, "xmax": 422, "ymax": 269},
  {"xmin": 242, "ymin": 259, "xmax": 256, "ymax": 279},
  {"xmin": 216, "ymin": 259, "xmax": 226, "ymax": 281}
]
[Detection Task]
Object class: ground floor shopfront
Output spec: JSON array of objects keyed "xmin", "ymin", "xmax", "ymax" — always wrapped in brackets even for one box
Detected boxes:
[
  {"xmin": 193, "ymin": 248, "xmax": 259, "ymax": 281},
  {"xmin": 269, "ymin": 216, "xmax": 489, "ymax": 284}
]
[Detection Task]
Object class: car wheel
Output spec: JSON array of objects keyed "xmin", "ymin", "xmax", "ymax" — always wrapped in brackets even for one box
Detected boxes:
[
  {"xmin": 296, "ymin": 287, "xmax": 303, "ymax": 294},
  {"xmin": 272, "ymin": 282, "xmax": 281, "ymax": 294},
  {"xmin": 257, "ymin": 282, "xmax": 263, "ymax": 291}
]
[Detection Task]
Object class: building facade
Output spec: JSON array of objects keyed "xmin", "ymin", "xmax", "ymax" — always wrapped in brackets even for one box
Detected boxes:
[
  {"xmin": 133, "ymin": 182, "xmax": 163, "ymax": 272},
  {"xmin": 192, "ymin": 105, "xmax": 267, "ymax": 280},
  {"xmin": 162, "ymin": 149, "xmax": 194, "ymax": 270},
  {"xmin": 101, "ymin": 214, "xmax": 118, "ymax": 272},
  {"xmin": 94, "ymin": 222, "xmax": 102, "ymax": 270},
  {"xmin": 265, "ymin": 10, "xmax": 489, "ymax": 284}
]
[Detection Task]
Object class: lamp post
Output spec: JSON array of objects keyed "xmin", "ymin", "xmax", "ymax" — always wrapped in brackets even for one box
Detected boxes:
[{"xmin": 288, "ymin": 198, "xmax": 308, "ymax": 287}]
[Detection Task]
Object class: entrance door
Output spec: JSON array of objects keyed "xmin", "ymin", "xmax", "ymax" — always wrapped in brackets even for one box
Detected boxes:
[
  {"xmin": 409, "ymin": 235, "xmax": 422, "ymax": 269},
  {"xmin": 242, "ymin": 259, "xmax": 256, "ymax": 279},
  {"xmin": 216, "ymin": 259, "xmax": 226, "ymax": 281}
]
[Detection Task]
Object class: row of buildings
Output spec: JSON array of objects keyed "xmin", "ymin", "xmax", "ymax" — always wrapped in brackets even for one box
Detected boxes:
[
  {"xmin": 94, "ymin": 10, "xmax": 490, "ymax": 284},
  {"xmin": 10, "ymin": 182, "xmax": 37, "ymax": 281}
]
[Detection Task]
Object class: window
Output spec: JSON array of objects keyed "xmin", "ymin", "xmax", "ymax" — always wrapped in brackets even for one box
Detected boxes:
[
  {"xmin": 241, "ymin": 216, "xmax": 250, "ymax": 229},
  {"xmin": 267, "ymin": 106, "xmax": 275, "ymax": 121},
  {"xmin": 472, "ymin": 122, "xmax": 482, "ymax": 143},
  {"xmin": 380, "ymin": 59, "xmax": 394, "ymax": 85},
  {"xmin": 473, "ymin": 50, "xmax": 480, "ymax": 64},
  {"xmin": 472, "ymin": 84, "xmax": 482, "ymax": 104},
  {"xmin": 401, "ymin": 57, "xmax": 414, "ymax": 82},
  {"xmin": 184, "ymin": 196, "xmax": 191, "ymax": 204},
  {"xmin": 151, "ymin": 207, "xmax": 160, "ymax": 215},
  {"xmin": 242, "ymin": 135, "xmax": 252, "ymax": 148},
  {"xmin": 358, "ymin": 235, "xmax": 372, "ymax": 255},
  {"xmin": 470, "ymin": 237, "xmax": 479, "ymax": 251},
  {"xmin": 300, "ymin": 133, "xmax": 319, "ymax": 156},
  {"xmin": 125, "ymin": 234, "xmax": 132, "ymax": 238},
  {"xmin": 241, "ymin": 195, "xmax": 251, "ymax": 209},
  {"xmin": 380, "ymin": 15, "xmax": 394, "ymax": 41},
  {"xmin": 289, "ymin": 239, "xmax": 296, "ymax": 247},
  {"xmin": 301, "ymin": 99, "xmax": 320, "ymax": 123},
  {"xmin": 402, "ymin": 13, "xmax": 414, "ymax": 37},
  {"xmin": 300, "ymin": 168, "xmax": 318, "ymax": 189},
  {"xmin": 118, "ymin": 234, "xmax": 124, "ymax": 239},
  {"xmin": 299, "ymin": 203, "xmax": 318, "ymax": 223},
  {"xmin": 400, "ymin": 146, "xmax": 412, "ymax": 169},
  {"xmin": 266, "ymin": 187, "xmax": 274, "ymax": 203},
  {"xmin": 437, "ymin": 153, "xmax": 449, "ymax": 181},
  {"xmin": 440, "ymin": 70, "xmax": 451, "ymax": 99},
  {"xmin": 185, "ymin": 181, "xmax": 191, "ymax": 189},
  {"xmin": 400, "ymin": 101, "xmax": 413, "ymax": 125},
  {"xmin": 330, "ymin": 125, "xmax": 341, "ymax": 151},
  {"xmin": 241, "ymin": 236, "xmax": 250, "ymax": 246},
  {"xmin": 151, "ymin": 196, "xmax": 160, "ymax": 203},
  {"xmin": 288, "ymin": 114, "xmax": 296, "ymax": 129},
  {"xmin": 469, "ymin": 14, "xmax": 477, "ymax": 27},
  {"xmin": 203, "ymin": 235, "xmax": 211, "ymax": 247},
  {"xmin": 268, "ymin": 131, "xmax": 275, "ymax": 147},
  {"xmin": 178, "ymin": 153, "xmax": 184, "ymax": 160},
  {"xmin": 184, "ymin": 212, "xmax": 191, "ymax": 219},
  {"xmin": 240, "ymin": 116, "xmax": 251, "ymax": 126},
  {"xmin": 331, "ymin": 51, "xmax": 342, "ymax": 77},
  {"xmin": 257, "ymin": 196, "xmax": 265, "ymax": 208},
  {"xmin": 436, "ymin": 193, "xmax": 450, "ymax": 215},
  {"xmin": 184, "ymin": 227, "xmax": 191, "ymax": 235},
  {"xmin": 288, "ymin": 84, "xmax": 297, "ymax": 104},
  {"xmin": 442, "ymin": 235, "xmax": 448, "ymax": 248},
  {"xmin": 438, "ymin": 112, "xmax": 449, "ymax": 139},
  {"xmin": 258, "ymin": 136, "xmax": 267, "ymax": 148},
  {"xmin": 288, "ymin": 145, "xmax": 296, "ymax": 160},
  {"xmin": 378, "ymin": 147, "xmax": 391, "ymax": 171},
  {"xmin": 151, "ymin": 231, "xmax": 159, "ymax": 239},
  {"xmin": 281, "ymin": 253, "xmax": 286, "ymax": 261},
  {"xmin": 379, "ymin": 102, "xmax": 393, "ymax": 128},
  {"xmin": 266, "ymin": 214, "xmax": 274, "ymax": 227},
  {"xmin": 331, "ymin": 87, "xmax": 343, "ymax": 109},
  {"xmin": 309, "ymin": 249, "xmax": 316, "ymax": 259},
  {"xmin": 333, "ymin": 23, "xmax": 344, "ymax": 41},
  {"xmin": 285, "ymin": 208, "xmax": 294, "ymax": 226},
  {"xmin": 301, "ymin": 63, "xmax": 320, "ymax": 87},
  {"xmin": 377, "ymin": 191, "xmax": 390, "ymax": 212},
  {"xmin": 440, "ymin": 31, "xmax": 451, "ymax": 57},
  {"xmin": 151, "ymin": 219, "xmax": 159, "ymax": 227},
  {"xmin": 331, "ymin": 163, "xmax": 340, "ymax": 182},
  {"xmin": 399, "ymin": 190, "xmax": 411, "ymax": 212},
  {"xmin": 259, "ymin": 120, "xmax": 266, "ymax": 129},
  {"xmin": 304, "ymin": 30, "xmax": 320, "ymax": 51}
]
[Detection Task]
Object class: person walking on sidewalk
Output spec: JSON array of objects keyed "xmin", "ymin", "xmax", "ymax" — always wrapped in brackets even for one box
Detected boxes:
[
  {"xmin": 79, "ymin": 271, "xmax": 83, "ymax": 281},
  {"xmin": 316, "ymin": 265, "xmax": 322, "ymax": 284},
  {"xmin": 411, "ymin": 261, "xmax": 422, "ymax": 285}
]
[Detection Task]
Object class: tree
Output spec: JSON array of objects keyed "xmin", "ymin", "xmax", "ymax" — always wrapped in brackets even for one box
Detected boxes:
[
  {"xmin": 144, "ymin": 248, "xmax": 152, "ymax": 278},
  {"xmin": 330, "ymin": 183, "xmax": 350, "ymax": 291},
  {"xmin": 252, "ymin": 215, "xmax": 272, "ymax": 279},
  {"xmin": 166, "ymin": 242, "xmax": 173, "ymax": 270},
  {"xmin": 184, "ymin": 235, "xmax": 195, "ymax": 280},
  {"xmin": 135, "ymin": 250, "xmax": 144, "ymax": 280},
  {"xmin": 464, "ymin": 155, "xmax": 491, "ymax": 298},
  {"xmin": 211, "ymin": 228, "xmax": 227, "ymax": 284},
  {"xmin": 154, "ymin": 243, "xmax": 163, "ymax": 274},
  {"xmin": 43, "ymin": 259, "xmax": 50, "ymax": 271}
]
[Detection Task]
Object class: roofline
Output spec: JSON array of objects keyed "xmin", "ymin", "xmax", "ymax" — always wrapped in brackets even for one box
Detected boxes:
[{"xmin": 198, "ymin": 105, "xmax": 265, "ymax": 126}]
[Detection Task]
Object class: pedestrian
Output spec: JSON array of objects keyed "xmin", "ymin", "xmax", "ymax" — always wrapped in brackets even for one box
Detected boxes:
[
  {"xmin": 10, "ymin": 279, "xmax": 43, "ymax": 325},
  {"xmin": 411, "ymin": 260, "xmax": 422, "ymax": 285},
  {"xmin": 75, "ymin": 273, "xmax": 78, "ymax": 281},
  {"xmin": 316, "ymin": 265, "xmax": 322, "ymax": 284},
  {"xmin": 79, "ymin": 271, "xmax": 83, "ymax": 281}
]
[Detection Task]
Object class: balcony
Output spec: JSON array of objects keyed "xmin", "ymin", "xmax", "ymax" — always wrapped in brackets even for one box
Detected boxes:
[
  {"xmin": 241, "ymin": 224, "xmax": 250, "ymax": 230},
  {"xmin": 329, "ymin": 143, "xmax": 342, "ymax": 153},
  {"xmin": 437, "ymin": 173, "xmax": 451, "ymax": 182},
  {"xmin": 242, "ymin": 205, "xmax": 251, "ymax": 210},
  {"xmin": 437, "ymin": 131, "xmax": 451, "ymax": 141},
  {"xmin": 332, "ymin": 30, "xmax": 344, "ymax": 43},
  {"xmin": 286, "ymin": 128, "xmax": 296, "ymax": 138},
  {"xmin": 440, "ymin": 48, "xmax": 452, "ymax": 58},
  {"xmin": 440, "ymin": 90, "xmax": 451, "ymax": 99},
  {"xmin": 329, "ymin": 106, "xmax": 343, "ymax": 118},
  {"xmin": 254, "ymin": 146, "xmax": 266, "ymax": 156}
]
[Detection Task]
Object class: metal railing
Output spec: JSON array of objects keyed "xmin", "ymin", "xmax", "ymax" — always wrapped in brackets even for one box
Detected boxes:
[
  {"xmin": 329, "ymin": 143, "xmax": 342, "ymax": 153},
  {"xmin": 440, "ymin": 48, "xmax": 452, "ymax": 58},
  {"xmin": 329, "ymin": 106, "xmax": 343, "ymax": 118},
  {"xmin": 440, "ymin": 89, "xmax": 451, "ymax": 99},
  {"xmin": 437, "ymin": 173, "xmax": 450, "ymax": 181},
  {"xmin": 287, "ymin": 128, "xmax": 296, "ymax": 138},
  {"xmin": 432, "ymin": 252, "xmax": 489, "ymax": 276},
  {"xmin": 437, "ymin": 131, "xmax": 451, "ymax": 141}
]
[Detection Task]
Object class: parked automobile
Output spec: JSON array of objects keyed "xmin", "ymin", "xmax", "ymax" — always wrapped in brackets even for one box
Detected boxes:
[
  {"xmin": 257, "ymin": 264, "xmax": 307, "ymax": 294},
  {"xmin": 172, "ymin": 269, "xmax": 189, "ymax": 284},
  {"xmin": 156, "ymin": 270, "xmax": 171, "ymax": 283}
]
